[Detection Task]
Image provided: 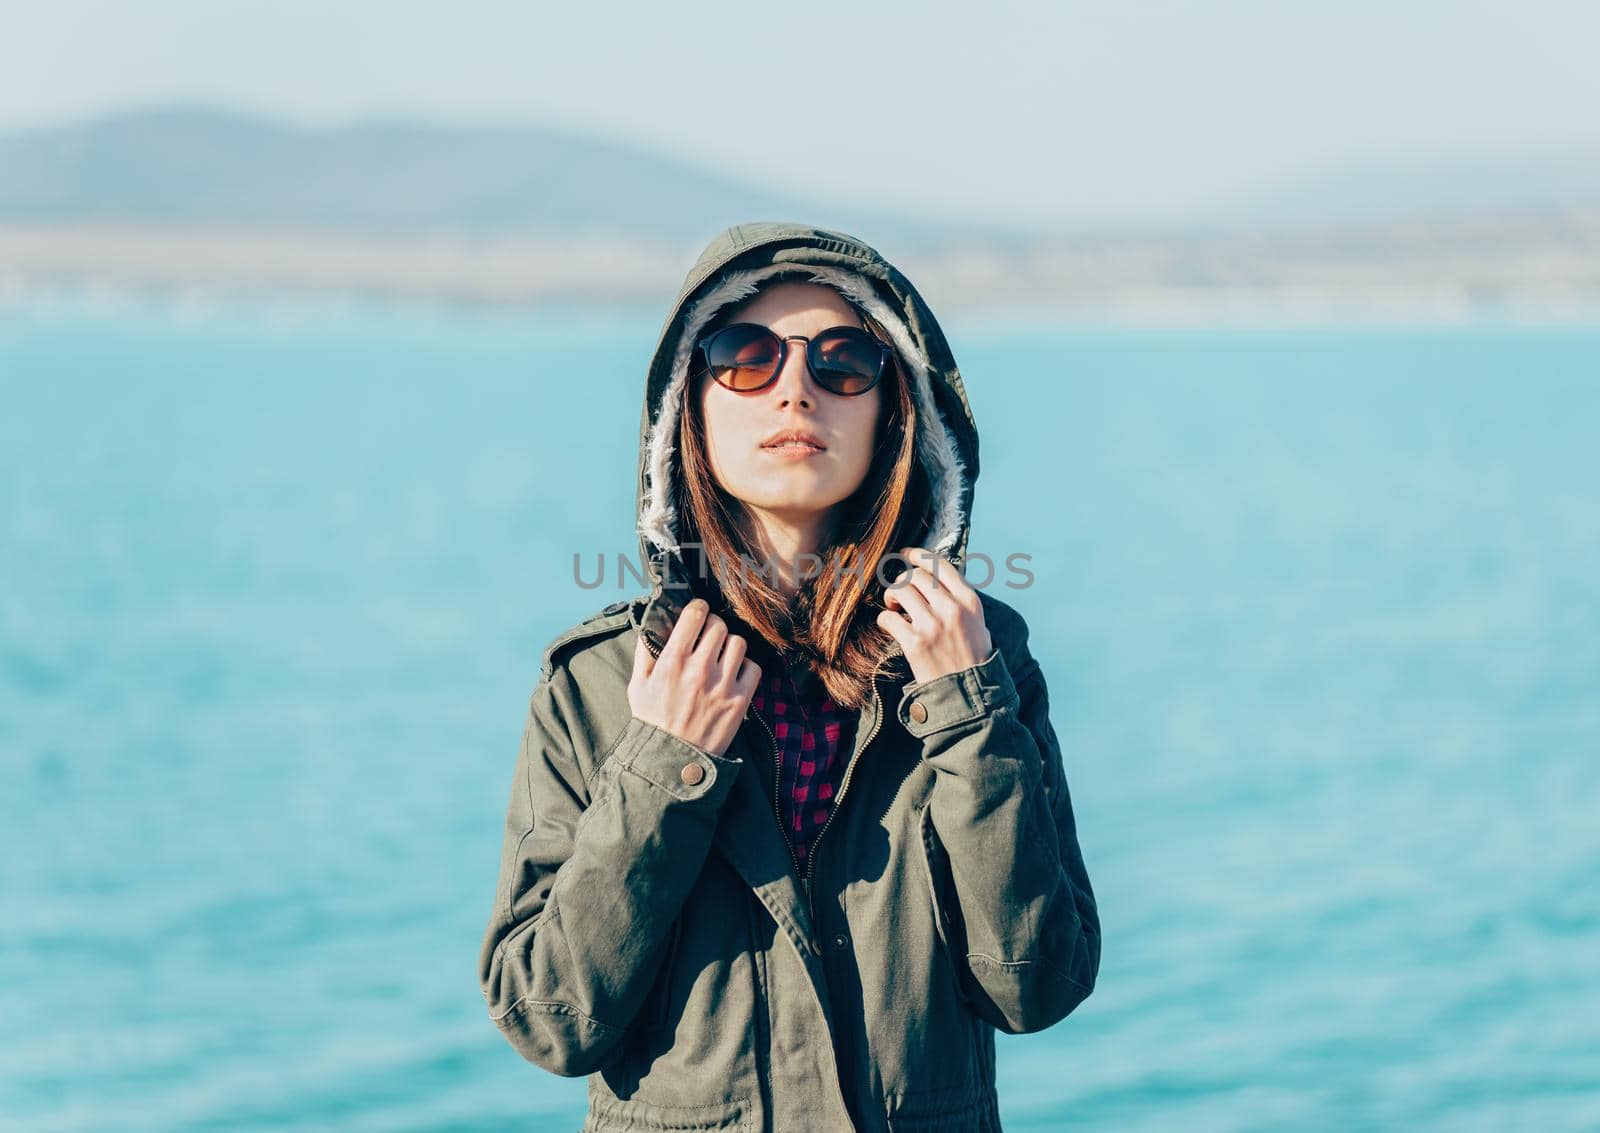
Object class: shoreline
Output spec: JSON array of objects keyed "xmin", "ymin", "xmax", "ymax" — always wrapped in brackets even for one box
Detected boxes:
[{"xmin": 3, "ymin": 219, "xmax": 1599, "ymax": 330}]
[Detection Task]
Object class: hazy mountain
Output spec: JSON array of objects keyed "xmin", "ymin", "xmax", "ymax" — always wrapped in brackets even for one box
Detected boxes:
[
  {"xmin": 1204, "ymin": 140, "xmax": 1600, "ymax": 231},
  {"xmin": 4, "ymin": 104, "xmax": 1596, "ymax": 244},
  {"xmin": 0, "ymin": 103, "xmax": 1039, "ymax": 250}
]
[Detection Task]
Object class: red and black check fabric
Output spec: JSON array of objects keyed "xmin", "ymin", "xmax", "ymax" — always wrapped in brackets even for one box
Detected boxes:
[{"xmin": 749, "ymin": 664, "xmax": 855, "ymax": 875}]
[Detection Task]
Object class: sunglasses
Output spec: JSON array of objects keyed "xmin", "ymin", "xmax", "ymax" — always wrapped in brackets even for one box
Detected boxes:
[{"xmin": 692, "ymin": 322, "xmax": 890, "ymax": 396}]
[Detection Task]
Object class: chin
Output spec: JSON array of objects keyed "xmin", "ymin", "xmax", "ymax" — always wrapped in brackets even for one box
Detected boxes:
[
  {"xmin": 745, "ymin": 487, "xmax": 850, "ymax": 517},
  {"xmin": 747, "ymin": 474, "xmax": 832, "ymax": 500}
]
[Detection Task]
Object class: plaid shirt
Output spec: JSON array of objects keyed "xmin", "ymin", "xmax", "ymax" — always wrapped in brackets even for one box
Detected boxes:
[{"xmin": 749, "ymin": 663, "xmax": 855, "ymax": 876}]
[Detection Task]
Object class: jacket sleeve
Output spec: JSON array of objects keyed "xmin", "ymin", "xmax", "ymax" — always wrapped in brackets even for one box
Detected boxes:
[
  {"xmin": 477, "ymin": 667, "xmax": 744, "ymax": 1075},
  {"xmin": 902, "ymin": 626, "xmax": 1101, "ymax": 1034}
]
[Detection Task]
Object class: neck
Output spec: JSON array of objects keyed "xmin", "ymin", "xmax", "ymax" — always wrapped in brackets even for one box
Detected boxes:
[{"xmin": 741, "ymin": 507, "xmax": 832, "ymax": 598}]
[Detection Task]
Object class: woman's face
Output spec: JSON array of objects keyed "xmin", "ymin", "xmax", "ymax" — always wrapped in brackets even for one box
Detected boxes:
[{"xmin": 695, "ymin": 281, "xmax": 884, "ymax": 537}]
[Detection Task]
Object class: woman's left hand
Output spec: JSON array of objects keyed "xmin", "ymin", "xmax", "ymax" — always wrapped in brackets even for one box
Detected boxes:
[{"xmin": 876, "ymin": 546, "xmax": 994, "ymax": 686}]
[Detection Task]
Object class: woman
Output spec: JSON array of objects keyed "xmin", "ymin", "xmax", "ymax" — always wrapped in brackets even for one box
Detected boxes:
[{"xmin": 479, "ymin": 222, "xmax": 1100, "ymax": 1132}]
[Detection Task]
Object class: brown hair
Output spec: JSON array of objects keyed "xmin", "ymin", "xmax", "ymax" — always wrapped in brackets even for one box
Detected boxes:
[{"xmin": 677, "ymin": 301, "xmax": 934, "ymax": 710}]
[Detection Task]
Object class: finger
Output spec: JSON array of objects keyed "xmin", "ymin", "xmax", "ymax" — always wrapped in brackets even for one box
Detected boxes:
[
  {"xmin": 660, "ymin": 597, "xmax": 709, "ymax": 664},
  {"xmin": 906, "ymin": 546, "xmax": 976, "ymax": 605},
  {"xmin": 899, "ymin": 564, "xmax": 958, "ymax": 617},
  {"xmin": 694, "ymin": 612, "xmax": 730, "ymax": 664},
  {"xmin": 876, "ymin": 607, "xmax": 914, "ymax": 650},
  {"xmin": 899, "ymin": 547, "xmax": 958, "ymax": 591},
  {"xmin": 886, "ymin": 569, "xmax": 935, "ymax": 621},
  {"xmin": 899, "ymin": 546, "xmax": 941, "ymax": 573},
  {"xmin": 718, "ymin": 632, "xmax": 749, "ymax": 678},
  {"xmin": 736, "ymin": 656, "xmax": 763, "ymax": 697}
]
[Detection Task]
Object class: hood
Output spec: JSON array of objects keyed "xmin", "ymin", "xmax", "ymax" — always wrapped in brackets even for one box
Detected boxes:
[{"xmin": 630, "ymin": 221, "xmax": 980, "ymax": 655}]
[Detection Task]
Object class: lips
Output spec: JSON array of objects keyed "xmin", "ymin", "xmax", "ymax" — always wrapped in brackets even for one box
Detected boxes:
[{"xmin": 762, "ymin": 429, "xmax": 827, "ymax": 450}]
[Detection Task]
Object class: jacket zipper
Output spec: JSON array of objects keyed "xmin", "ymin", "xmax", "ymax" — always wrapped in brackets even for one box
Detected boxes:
[
  {"xmin": 803, "ymin": 672, "xmax": 888, "ymax": 928},
  {"xmin": 747, "ymin": 706, "xmax": 804, "ymax": 878}
]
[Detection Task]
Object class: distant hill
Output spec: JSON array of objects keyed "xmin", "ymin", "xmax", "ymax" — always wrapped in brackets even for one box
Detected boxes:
[
  {"xmin": 2, "ymin": 104, "xmax": 1595, "ymax": 318},
  {"xmin": 0, "ymin": 103, "xmax": 1038, "ymax": 250},
  {"xmin": 5, "ymin": 103, "xmax": 1598, "ymax": 244},
  {"xmin": 1207, "ymin": 141, "xmax": 1600, "ymax": 231}
]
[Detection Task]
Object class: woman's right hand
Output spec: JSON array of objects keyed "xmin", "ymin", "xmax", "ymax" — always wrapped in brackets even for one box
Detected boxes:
[{"xmin": 628, "ymin": 598, "xmax": 763, "ymax": 757}]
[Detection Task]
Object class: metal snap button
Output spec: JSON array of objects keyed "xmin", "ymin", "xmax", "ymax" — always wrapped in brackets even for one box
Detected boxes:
[
  {"xmin": 832, "ymin": 932, "xmax": 849, "ymax": 950},
  {"xmin": 908, "ymin": 701, "xmax": 928, "ymax": 724},
  {"xmin": 680, "ymin": 761, "xmax": 705, "ymax": 786}
]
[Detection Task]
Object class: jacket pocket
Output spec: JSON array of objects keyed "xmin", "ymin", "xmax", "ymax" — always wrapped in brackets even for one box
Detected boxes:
[
  {"xmin": 583, "ymin": 1088, "xmax": 752, "ymax": 1132},
  {"xmin": 917, "ymin": 802, "xmax": 957, "ymax": 957}
]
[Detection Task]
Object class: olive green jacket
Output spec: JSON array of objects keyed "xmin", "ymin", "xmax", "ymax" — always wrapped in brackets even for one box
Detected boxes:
[{"xmin": 478, "ymin": 223, "xmax": 1101, "ymax": 1132}]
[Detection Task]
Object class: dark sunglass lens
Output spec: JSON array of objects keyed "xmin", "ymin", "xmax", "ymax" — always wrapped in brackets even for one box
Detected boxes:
[
  {"xmin": 812, "ymin": 328, "xmax": 885, "ymax": 394},
  {"xmin": 704, "ymin": 324, "xmax": 780, "ymax": 390}
]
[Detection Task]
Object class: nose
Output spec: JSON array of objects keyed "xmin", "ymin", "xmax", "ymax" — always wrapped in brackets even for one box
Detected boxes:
[{"xmin": 771, "ymin": 335, "xmax": 816, "ymax": 408}]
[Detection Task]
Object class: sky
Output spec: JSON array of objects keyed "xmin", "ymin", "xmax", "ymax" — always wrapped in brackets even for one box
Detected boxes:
[{"xmin": 4, "ymin": 0, "xmax": 1599, "ymax": 228}]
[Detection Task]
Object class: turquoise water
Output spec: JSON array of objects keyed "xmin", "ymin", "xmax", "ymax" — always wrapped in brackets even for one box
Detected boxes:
[{"xmin": 2, "ymin": 298, "xmax": 1597, "ymax": 1132}]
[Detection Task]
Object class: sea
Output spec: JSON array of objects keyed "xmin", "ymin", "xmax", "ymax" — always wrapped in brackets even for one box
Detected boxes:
[{"xmin": 2, "ymin": 293, "xmax": 1596, "ymax": 1132}]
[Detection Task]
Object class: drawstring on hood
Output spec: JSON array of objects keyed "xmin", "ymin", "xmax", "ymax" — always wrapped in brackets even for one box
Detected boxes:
[{"xmin": 629, "ymin": 222, "xmax": 982, "ymax": 656}]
